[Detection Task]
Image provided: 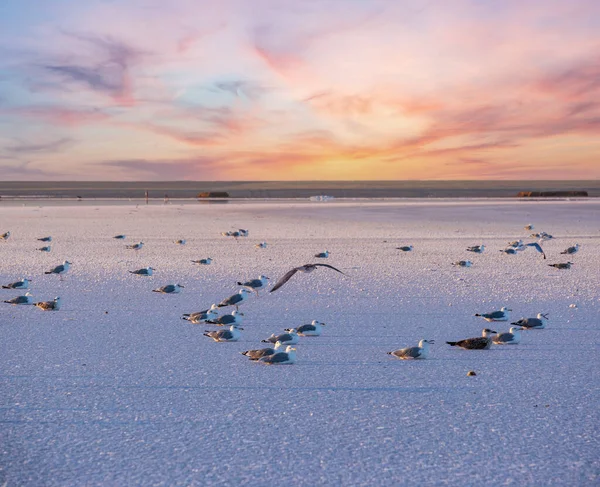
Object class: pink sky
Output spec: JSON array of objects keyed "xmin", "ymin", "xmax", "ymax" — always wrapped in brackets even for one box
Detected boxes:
[{"xmin": 0, "ymin": 0, "xmax": 599, "ymax": 180}]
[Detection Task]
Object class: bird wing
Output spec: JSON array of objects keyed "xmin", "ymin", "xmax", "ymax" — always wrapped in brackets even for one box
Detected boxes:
[
  {"xmin": 261, "ymin": 352, "xmax": 289, "ymax": 363},
  {"xmin": 270, "ymin": 268, "xmax": 300, "ymax": 292},
  {"xmin": 392, "ymin": 347, "xmax": 421, "ymax": 359},
  {"xmin": 493, "ymin": 333, "xmax": 512, "ymax": 343},
  {"xmin": 314, "ymin": 263, "xmax": 346, "ymax": 275}
]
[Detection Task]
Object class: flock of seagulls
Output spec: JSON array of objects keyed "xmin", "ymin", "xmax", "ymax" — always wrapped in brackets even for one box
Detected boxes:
[{"xmin": 0, "ymin": 219, "xmax": 580, "ymax": 367}]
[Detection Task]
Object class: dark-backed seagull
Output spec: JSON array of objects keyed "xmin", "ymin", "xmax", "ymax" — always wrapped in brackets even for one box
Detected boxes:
[
  {"xmin": 475, "ymin": 306, "xmax": 511, "ymax": 322},
  {"xmin": 446, "ymin": 329, "xmax": 496, "ymax": 350},
  {"xmin": 152, "ymin": 284, "xmax": 184, "ymax": 294},
  {"xmin": 2, "ymin": 278, "xmax": 30, "ymax": 290},
  {"xmin": 34, "ymin": 296, "xmax": 61, "ymax": 311},
  {"xmin": 388, "ymin": 339, "xmax": 434, "ymax": 359},
  {"xmin": 512, "ymin": 313, "xmax": 549, "ymax": 329},
  {"xmin": 38, "ymin": 246, "xmax": 51, "ymax": 252},
  {"xmin": 548, "ymin": 262, "xmax": 573, "ymax": 269},
  {"xmin": 241, "ymin": 341, "xmax": 283, "ymax": 360},
  {"xmin": 206, "ymin": 310, "xmax": 244, "ymax": 326},
  {"xmin": 560, "ymin": 244, "xmax": 579, "ymax": 255},
  {"xmin": 467, "ymin": 244, "xmax": 485, "ymax": 253},
  {"xmin": 0, "ymin": 231, "xmax": 10, "ymax": 241},
  {"xmin": 493, "ymin": 327, "xmax": 522, "ymax": 345},
  {"xmin": 284, "ymin": 320, "xmax": 326, "ymax": 336},
  {"xmin": 525, "ymin": 241, "xmax": 546, "ymax": 259},
  {"xmin": 126, "ymin": 241, "xmax": 144, "ymax": 251},
  {"xmin": 4, "ymin": 292, "xmax": 33, "ymax": 305},
  {"xmin": 256, "ymin": 242, "xmax": 268, "ymax": 248},
  {"xmin": 175, "ymin": 239, "xmax": 186, "ymax": 245},
  {"xmin": 203, "ymin": 324, "xmax": 243, "ymax": 342},
  {"xmin": 314, "ymin": 250, "xmax": 329, "ymax": 258},
  {"xmin": 217, "ymin": 289, "xmax": 251, "ymax": 309},
  {"xmin": 524, "ymin": 224, "xmax": 534, "ymax": 230},
  {"xmin": 182, "ymin": 304, "xmax": 219, "ymax": 324},
  {"xmin": 45, "ymin": 261, "xmax": 71, "ymax": 279},
  {"xmin": 262, "ymin": 331, "xmax": 299, "ymax": 345},
  {"xmin": 37, "ymin": 236, "xmax": 52, "ymax": 242},
  {"xmin": 270, "ymin": 263, "xmax": 346, "ymax": 293},
  {"xmin": 192, "ymin": 258, "xmax": 212, "ymax": 265},
  {"xmin": 237, "ymin": 275, "xmax": 269, "ymax": 295},
  {"xmin": 129, "ymin": 267, "xmax": 155, "ymax": 276},
  {"xmin": 499, "ymin": 248, "xmax": 517, "ymax": 255},
  {"xmin": 396, "ymin": 245, "xmax": 413, "ymax": 252},
  {"xmin": 113, "ymin": 234, "xmax": 126, "ymax": 240},
  {"xmin": 258, "ymin": 346, "xmax": 296, "ymax": 365},
  {"xmin": 452, "ymin": 260, "xmax": 472, "ymax": 267}
]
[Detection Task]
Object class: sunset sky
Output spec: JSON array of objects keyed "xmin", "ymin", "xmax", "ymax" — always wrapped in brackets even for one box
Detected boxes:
[{"xmin": 0, "ymin": 0, "xmax": 599, "ymax": 180}]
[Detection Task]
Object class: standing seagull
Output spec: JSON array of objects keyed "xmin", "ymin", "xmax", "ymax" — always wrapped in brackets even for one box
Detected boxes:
[
  {"xmin": 548, "ymin": 262, "xmax": 573, "ymax": 269},
  {"xmin": 152, "ymin": 284, "xmax": 184, "ymax": 294},
  {"xmin": 217, "ymin": 289, "xmax": 251, "ymax": 310},
  {"xmin": 314, "ymin": 250, "xmax": 329, "ymax": 258},
  {"xmin": 241, "ymin": 341, "xmax": 283, "ymax": 360},
  {"xmin": 129, "ymin": 267, "xmax": 155, "ymax": 276},
  {"xmin": 475, "ymin": 306, "xmax": 512, "ymax": 322},
  {"xmin": 203, "ymin": 324, "xmax": 243, "ymax": 342},
  {"xmin": 258, "ymin": 346, "xmax": 297, "ymax": 365},
  {"xmin": 388, "ymin": 339, "xmax": 434, "ymax": 360},
  {"xmin": 446, "ymin": 329, "xmax": 496, "ymax": 350},
  {"xmin": 396, "ymin": 245, "xmax": 413, "ymax": 252},
  {"xmin": 525, "ymin": 241, "xmax": 546, "ymax": 259},
  {"xmin": 0, "ymin": 231, "xmax": 10, "ymax": 241},
  {"xmin": 560, "ymin": 244, "xmax": 579, "ymax": 255},
  {"xmin": 206, "ymin": 310, "xmax": 244, "ymax": 327},
  {"xmin": 2, "ymin": 278, "xmax": 30, "ymax": 290},
  {"xmin": 34, "ymin": 296, "xmax": 61, "ymax": 311},
  {"xmin": 37, "ymin": 236, "xmax": 52, "ymax": 242},
  {"xmin": 182, "ymin": 305, "xmax": 219, "ymax": 324},
  {"xmin": 45, "ymin": 261, "xmax": 71, "ymax": 280},
  {"xmin": 270, "ymin": 263, "xmax": 346, "ymax": 293},
  {"xmin": 4, "ymin": 292, "xmax": 33, "ymax": 305},
  {"xmin": 284, "ymin": 320, "xmax": 326, "ymax": 336},
  {"xmin": 493, "ymin": 327, "xmax": 522, "ymax": 345},
  {"xmin": 467, "ymin": 244, "xmax": 485, "ymax": 253},
  {"xmin": 126, "ymin": 241, "xmax": 144, "ymax": 251},
  {"xmin": 512, "ymin": 313, "xmax": 549, "ymax": 329},
  {"xmin": 237, "ymin": 275, "xmax": 269, "ymax": 295}
]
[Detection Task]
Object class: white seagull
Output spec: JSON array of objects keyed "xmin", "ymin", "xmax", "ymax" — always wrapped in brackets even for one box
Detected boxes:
[
  {"xmin": 388, "ymin": 339, "xmax": 434, "ymax": 360},
  {"xmin": 45, "ymin": 261, "xmax": 71, "ymax": 279},
  {"xmin": 284, "ymin": 320, "xmax": 326, "ymax": 336},
  {"xmin": 152, "ymin": 284, "xmax": 184, "ymax": 294},
  {"xmin": 206, "ymin": 310, "xmax": 244, "ymax": 327},
  {"xmin": 493, "ymin": 327, "xmax": 522, "ymax": 345},
  {"xmin": 2, "ymin": 278, "xmax": 30, "ymax": 290},
  {"xmin": 4, "ymin": 292, "xmax": 33, "ymax": 305},
  {"xmin": 217, "ymin": 289, "xmax": 251, "ymax": 310},
  {"xmin": 34, "ymin": 296, "xmax": 61, "ymax": 311},
  {"xmin": 560, "ymin": 244, "xmax": 579, "ymax": 255},
  {"xmin": 270, "ymin": 263, "xmax": 346, "ymax": 293},
  {"xmin": 258, "ymin": 346, "xmax": 297, "ymax": 365},
  {"xmin": 475, "ymin": 306, "xmax": 512, "ymax": 322},
  {"xmin": 511, "ymin": 313, "xmax": 549, "ymax": 329},
  {"xmin": 203, "ymin": 324, "xmax": 243, "ymax": 342},
  {"xmin": 237, "ymin": 275, "xmax": 269, "ymax": 295},
  {"xmin": 129, "ymin": 267, "xmax": 155, "ymax": 276}
]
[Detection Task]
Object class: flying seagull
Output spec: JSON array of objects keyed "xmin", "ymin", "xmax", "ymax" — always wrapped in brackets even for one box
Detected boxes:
[
  {"xmin": 217, "ymin": 289, "xmax": 251, "ymax": 310},
  {"xmin": 2, "ymin": 278, "xmax": 30, "ymax": 290},
  {"xmin": 241, "ymin": 341, "xmax": 284, "ymax": 361},
  {"xmin": 388, "ymin": 339, "xmax": 434, "ymax": 360},
  {"xmin": 258, "ymin": 346, "xmax": 297, "ymax": 365},
  {"xmin": 4, "ymin": 292, "xmax": 33, "ymax": 305},
  {"xmin": 446, "ymin": 329, "xmax": 496, "ymax": 350},
  {"xmin": 270, "ymin": 263, "xmax": 346, "ymax": 293},
  {"xmin": 475, "ymin": 306, "xmax": 512, "ymax": 322},
  {"xmin": 152, "ymin": 284, "xmax": 184, "ymax": 294},
  {"xmin": 284, "ymin": 320, "xmax": 326, "ymax": 336},
  {"xmin": 511, "ymin": 313, "xmax": 549, "ymax": 329},
  {"xmin": 548, "ymin": 262, "xmax": 573, "ymax": 269},
  {"xmin": 493, "ymin": 327, "xmax": 522, "ymax": 345},
  {"xmin": 560, "ymin": 244, "xmax": 579, "ymax": 255},
  {"xmin": 34, "ymin": 296, "xmax": 61, "ymax": 311},
  {"xmin": 525, "ymin": 241, "xmax": 546, "ymax": 259}
]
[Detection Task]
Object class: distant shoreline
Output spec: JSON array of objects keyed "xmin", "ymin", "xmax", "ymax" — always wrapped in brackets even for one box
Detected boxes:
[{"xmin": 0, "ymin": 180, "xmax": 598, "ymax": 199}]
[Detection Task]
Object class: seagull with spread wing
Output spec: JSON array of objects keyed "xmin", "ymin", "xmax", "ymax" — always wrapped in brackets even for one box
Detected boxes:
[{"xmin": 269, "ymin": 263, "xmax": 346, "ymax": 293}]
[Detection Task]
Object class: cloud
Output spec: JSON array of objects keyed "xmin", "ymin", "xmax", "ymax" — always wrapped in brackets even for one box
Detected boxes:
[
  {"xmin": 4, "ymin": 138, "xmax": 73, "ymax": 154},
  {"xmin": 1, "ymin": 106, "xmax": 109, "ymax": 126},
  {"xmin": 212, "ymin": 80, "xmax": 269, "ymax": 100},
  {"xmin": 98, "ymin": 157, "xmax": 225, "ymax": 180}
]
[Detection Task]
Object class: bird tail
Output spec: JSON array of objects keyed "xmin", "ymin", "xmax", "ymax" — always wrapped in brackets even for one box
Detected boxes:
[
  {"xmin": 261, "ymin": 339, "xmax": 270, "ymax": 343},
  {"xmin": 236, "ymin": 281, "xmax": 243, "ymax": 286},
  {"xmin": 387, "ymin": 351, "xmax": 394, "ymax": 355},
  {"xmin": 44, "ymin": 272, "xmax": 52, "ymax": 275},
  {"xmin": 3, "ymin": 300, "xmax": 10, "ymax": 303},
  {"xmin": 152, "ymin": 289, "xmax": 160, "ymax": 292},
  {"xmin": 128, "ymin": 271, "xmax": 135, "ymax": 274},
  {"xmin": 203, "ymin": 332, "xmax": 211, "ymax": 337},
  {"xmin": 217, "ymin": 304, "xmax": 226, "ymax": 308},
  {"xmin": 474, "ymin": 314, "xmax": 482, "ymax": 317},
  {"xmin": 182, "ymin": 316, "xmax": 191, "ymax": 321},
  {"xmin": 560, "ymin": 250, "xmax": 566, "ymax": 254},
  {"xmin": 1, "ymin": 285, "xmax": 10, "ymax": 289},
  {"xmin": 446, "ymin": 341, "xmax": 458, "ymax": 346},
  {"xmin": 240, "ymin": 351, "xmax": 249, "ymax": 356},
  {"xmin": 205, "ymin": 320, "xmax": 217, "ymax": 324},
  {"xmin": 284, "ymin": 328, "xmax": 293, "ymax": 332}
]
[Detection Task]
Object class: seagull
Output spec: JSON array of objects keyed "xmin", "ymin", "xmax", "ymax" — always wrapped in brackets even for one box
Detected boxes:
[
  {"xmin": 255, "ymin": 242, "xmax": 268, "ymax": 249},
  {"xmin": 467, "ymin": 244, "xmax": 485, "ymax": 253},
  {"xmin": 284, "ymin": 320, "xmax": 326, "ymax": 336},
  {"xmin": 203, "ymin": 324, "xmax": 243, "ymax": 342},
  {"xmin": 258, "ymin": 346, "xmax": 297, "ymax": 365},
  {"xmin": 126, "ymin": 241, "xmax": 144, "ymax": 251},
  {"xmin": 175, "ymin": 239, "xmax": 186, "ymax": 245},
  {"xmin": 238, "ymin": 229, "xmax": 249, "ymax": 237},
  {"xmin": 2, "ymin": 278, "xmax": 30, "ymax": 290},
  {"xmin": 524, "ymin": 224, "xmax": 534, "ymax": 230},
  {"xmin": 531, "ymin": 232, "xmax": 553, "ymax": 240},
  {"xmin": 0, "ymin": 231, "xmax": 10, "ymax": 241},
  {"xmin": 113, "ymin": 235, "xmax": 126, "ymax": 240},
  {"xmin": 560, "ymin": 244, "xmax": 579, "ymax": 255},
  {"xmin": 493, "ymin": 327, "xmax": 522, "ymax": 345},
  {"xmin": 192, "ymin": 258, "xmax": 212, "ymax": 265},
  {"xmin": 261, "ymin": 331, "xmax": 299, "ymax": 346},
  {"xmin": 182, "ymin": 304, "xmax": 219, "ymax": 324},
  {"xmin": 152, "ymin": 284, "xmax": 184, "ymax": 294},
  {"xmin": 4, "ymin": 292, "xmax": 33, "ymax": 305},
  {"xmin": 388, "ymin": 339, "xmax": 434, "ymax": 360},
  {"xmin": 38, "ymin": 246, "xmax": 51, "ymax": 252},
  {"xmin": 217, "ymin": 289, "xmax": 251, "ymax": 309},
  {"xmin": 525, "ymin": 241, "xmax": 546, "ymax": 259},
  {"xmin": 37, "ymin": 236, "xmax": 52, "ymax": 242},
  {"xmin": 452, "ymin": 260, "xmax": 472, "ymax": 267},
  {"xmin": 45, "ymin": 261, "xmax": 71, "ymax": 279},
  {"xmin": 270, "ymin": 263, "xmax": 346, "ymax": 293},
  {"xmin": 241, "ymin": 341, "xmax": 284, "ymax": 360},
  {"xmin": 129, "ymin": 267, "xmax": 155, "ymax": 276},
  {"xmin": 548, "ymin": 262, "xmax": 573, "ymax": 269},
  {"xmin": 511, "ymin": 313, "xmax": 549, "ymax": 329},
  {"xmin": 314, "ymin": 250, "xmax": 329, "ymax": 258},
  {"xmin": 237, "ymin": 275, "xmax": 269, "ymax": 295},
  {"xmin": 508, "ymin": 240, "xmax": 523, "ymax": 248},
  {"xmin": 206, "ymin": 310, "xmax": 244, "ymax": 327},
  {"xmin": 34, "ymin": 296, "xmax": 61, "ymax": 311},
  {"xmin": 499, "ymin": 248, "xmax": 517, "ymax": 255},
  {"xmin": 396, "ymin": 245, "xmax": 413, "ymax": 252},
  {"xmin": 475, "ymin": 306, "xmax": 512, "ymax": 322},
  {"xmin": 446, "ymin": 329, "xmax": 496, "ymax": 350}
]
